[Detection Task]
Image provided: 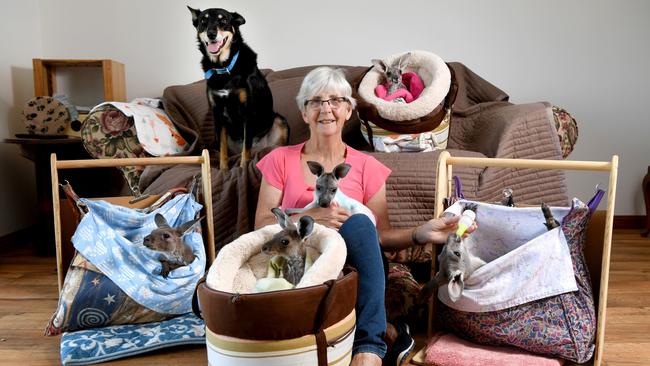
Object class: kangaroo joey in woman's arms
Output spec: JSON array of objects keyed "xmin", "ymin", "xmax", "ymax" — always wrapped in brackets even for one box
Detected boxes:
[{"xmin": 143, "ymin": 213, "xmax": 202, "ymax": 278}]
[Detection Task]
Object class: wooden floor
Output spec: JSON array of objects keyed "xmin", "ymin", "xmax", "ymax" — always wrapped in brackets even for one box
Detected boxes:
[{"xmin": 1, "ymin": 230, "xmax": 649, "ymax": 366}]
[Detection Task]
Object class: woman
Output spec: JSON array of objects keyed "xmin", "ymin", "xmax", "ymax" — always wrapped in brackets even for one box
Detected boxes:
[{"xmin": 255, "ymin": 67, "xmax": 473, "ymax": 366}]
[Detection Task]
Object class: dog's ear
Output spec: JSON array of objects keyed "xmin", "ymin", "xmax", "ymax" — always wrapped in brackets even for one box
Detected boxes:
[
  {"xmin": 188, "ymin": 6, "xmax": 201, "ymax": 26},
  {"xmin": 333, "ymin": 163, "xmax": 351, "ymax": 180},
  {"xmin": 230, "ymin": 12, "xmax": 246, "ymax": 27},
  {"xmin": 307, "ymin": 161, "xmax": 324, "ymax": 177}
]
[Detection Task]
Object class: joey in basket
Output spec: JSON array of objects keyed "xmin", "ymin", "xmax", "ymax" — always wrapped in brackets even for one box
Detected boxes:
[
  {"xmin": 143, "ymin": 213, "xmax": 202, "ymax": 278},
  {"xmin": 261, "ymin": 208, "xmax": 315, "ymax": 286},
  {"xmin": 286, "ymin": 161, "xmax": 376, "ymax": 225},
  {"xmin": 371, "ymin": 52, "xmax": 412, "ymax": 97},
  {"xmin": 188, "ymin": 7, "xmax": 289, "ymax": 170}
]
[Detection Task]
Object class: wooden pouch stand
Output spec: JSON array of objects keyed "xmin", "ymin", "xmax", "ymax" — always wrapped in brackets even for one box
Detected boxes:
[
  {"xmin": 50, "ymin": 150, "xmax": 216, "ymax": 293},
  {"xmin": 413, "ymin": 152, "xmax": 618, "ymax": 366}
]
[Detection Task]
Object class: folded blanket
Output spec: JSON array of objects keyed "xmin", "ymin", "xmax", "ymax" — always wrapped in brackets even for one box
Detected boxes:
[{"xmin": 424, "ymin": 332, "xmax": 564, "ymax": 366}]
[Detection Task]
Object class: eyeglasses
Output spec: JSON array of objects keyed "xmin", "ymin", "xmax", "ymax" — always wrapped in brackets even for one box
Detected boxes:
[{"xmin": 304, "ymin": 97, "xmax": 350, "ymax": 110}]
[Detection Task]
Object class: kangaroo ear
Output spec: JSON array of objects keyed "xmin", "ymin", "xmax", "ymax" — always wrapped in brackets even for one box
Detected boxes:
[
  {"xmin": 371, "ymin": 59, "xmax": 386, "ymax": 72},
  {"xmin": 298, "ymin": 216, "xmax": 315, "ymax": 239},
  {"xmin": 398, "ymin": 52, "xmax": 411, "ymax": 71},
  {"xmin": 448, "ymin": 272, "xmax": 464, "ymax": 302},
  {"xmin": 154, "ymin": 213, "xmax": 171, "ymax": 228},
  {"xmin": 231, "ymin": 12, "xmax": 246, "ymax": 26},
  {"xmin": 188, "ymin": 6, "xmax": 201, "ymax": 26},
  {"xmin": 271, "ymin": 207, "xmax": 290, "ymax": 229},
  {"xmin": 333, "ymin": 163, "xmax": 351, "ymax": 179},
  {"xmin": 178, "ymin": 216, "xmax": 203, "ymax": 235},
  {"xmin": 307, "ymin": 161, "xmax": 324, "ymax": 177}
]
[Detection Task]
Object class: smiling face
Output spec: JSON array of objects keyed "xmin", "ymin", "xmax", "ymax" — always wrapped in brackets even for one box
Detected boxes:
[
  {"xmin": 301, "ymin": 90, "xmax": 352, "ymax": 138},
  {"xmin": 189, "ymin": 7, "xmax": 245, "ymax": 63}
]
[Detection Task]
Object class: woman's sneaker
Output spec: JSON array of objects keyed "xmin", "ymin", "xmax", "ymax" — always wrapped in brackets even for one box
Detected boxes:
[{"xmin": 384, "ymin": 321, "xmax": 415, "ymax": 366}]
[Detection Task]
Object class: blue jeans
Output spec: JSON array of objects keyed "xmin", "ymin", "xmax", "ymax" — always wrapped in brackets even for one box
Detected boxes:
[{"xmin": 339, "ymin": 214, "xmax": 387, "ymax": 358}]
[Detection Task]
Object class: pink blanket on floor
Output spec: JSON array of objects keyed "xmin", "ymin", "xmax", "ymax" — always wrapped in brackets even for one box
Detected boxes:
[
  {"xmin": 374, "ymin": 72, "xmax": 425, "ymax": 103},
  {"xmin": 424, "ymin": 332, "xmax": 564, "ymax": 366}
]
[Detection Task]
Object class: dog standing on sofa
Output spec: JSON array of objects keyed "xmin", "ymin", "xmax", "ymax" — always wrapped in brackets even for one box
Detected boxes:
[{"xmin": 188, "ymin": 7, "xmax": 288, "ymax": 169}]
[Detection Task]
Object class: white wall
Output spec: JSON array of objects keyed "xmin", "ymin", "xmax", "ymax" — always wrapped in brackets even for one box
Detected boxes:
[
  {"xmin": 0, "ymin": 1, "xmax": 42, "ymax": 236},
  {"xmin": 2, "ymin": 0, "xmax": 648, "ymax": 236}
]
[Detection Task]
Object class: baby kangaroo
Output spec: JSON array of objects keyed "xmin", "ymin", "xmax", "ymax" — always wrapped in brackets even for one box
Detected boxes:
[
  {"xmin": 541, "ymin": 202, "xmax": 560, "ymax": 230},
  {"xmin": 418, "ymin": 232, "xmax": 486, "ymax": 303},
  {"xmin": 261, "ymin": 208, "xmax": 315, "ymax": 286},
  {"xmin": 143, "ymin": 213, "xmax": 201, "ymax": 278},
  {"xmin": 287, "ymin": 161, "xmax": 376, "ymax": 225}
]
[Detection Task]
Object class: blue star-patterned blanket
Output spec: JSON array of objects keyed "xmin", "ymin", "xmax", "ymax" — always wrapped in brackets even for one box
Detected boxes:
[{"xmin": 72, "ymin": 194, "xmax": 205, "ymax": 315}]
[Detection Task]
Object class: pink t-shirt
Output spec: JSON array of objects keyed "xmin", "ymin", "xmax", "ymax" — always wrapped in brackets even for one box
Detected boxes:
[{"xmin": 256, "ymin": 142, "xmax": 392, "ymax": 211}]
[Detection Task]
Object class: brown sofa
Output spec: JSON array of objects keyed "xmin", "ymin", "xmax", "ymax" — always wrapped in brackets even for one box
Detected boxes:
[{"xmin": 139, "ymin": 62, "xmax": 569, "ymax": 264}]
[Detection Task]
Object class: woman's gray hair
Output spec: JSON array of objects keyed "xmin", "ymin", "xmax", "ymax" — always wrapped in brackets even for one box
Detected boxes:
[{"xmin": 296, "ymin": 66, "xmax": 357, "ymax": 113}]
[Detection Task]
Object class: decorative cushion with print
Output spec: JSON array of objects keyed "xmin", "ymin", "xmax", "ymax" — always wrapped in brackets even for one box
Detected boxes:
[
  {"xmin": 552, "ymin": 106, "xmax": 579, "ymax": 159},
  {"xmin": 45, "ymin": 253, "xmax": 173, "ymax": 335},
  {"xmin": 80, "ymin": 104, "xmax": 148, "ymax": 196}
]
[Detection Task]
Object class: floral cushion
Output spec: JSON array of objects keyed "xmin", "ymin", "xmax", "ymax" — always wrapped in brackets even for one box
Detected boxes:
[
  {"xmin": 552, "ymin": 106, "xmax": 579, "ymax": 159},
  {"xmin": 60, "ymin": 313, "xmax": 205, "ymax": 365},
  {"xmin": 435, "ymin": 198, "xmax": 596, "ymax": 363},
  {"xmin": 80, "ymin": 105, "xmax": 147, "ymax": 196}
]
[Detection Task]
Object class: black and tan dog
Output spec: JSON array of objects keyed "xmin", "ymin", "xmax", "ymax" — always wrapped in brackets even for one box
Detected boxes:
[{"xmin": 188, "ymin": 7, "xmax": 288, "ymax": 169}]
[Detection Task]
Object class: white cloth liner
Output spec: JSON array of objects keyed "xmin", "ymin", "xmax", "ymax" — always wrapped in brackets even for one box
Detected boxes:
[{"xmin": 438, "ymin": 200, "xmax": 578, "ymax": 312}]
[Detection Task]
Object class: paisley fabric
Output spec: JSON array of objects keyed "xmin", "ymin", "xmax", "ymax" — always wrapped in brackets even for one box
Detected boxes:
[{"xmin": 436, "ymin": 198, "xmax": 596, "ymax": 363}]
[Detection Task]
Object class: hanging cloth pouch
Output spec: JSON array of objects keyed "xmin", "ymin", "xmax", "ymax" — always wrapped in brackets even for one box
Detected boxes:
[
  {"xmin": 436, "ymin": 183, "xmax": 604, "ymax": 363},
  {"xmin": 72, "ymin": 193, "xmax": 205, "ymax": 314},
  {"xmin": 439, "ymin": 200, "xmax": 577, "ymax": 312}
]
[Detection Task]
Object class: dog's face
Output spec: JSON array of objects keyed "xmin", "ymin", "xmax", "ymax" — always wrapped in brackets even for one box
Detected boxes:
[
  {"xmin": 188, "ymin": 7, "xmax": 245, "ymax": 63},
  {"xmin": 307, "ymin": 161, "xmax": 351, "ymax": 208}
]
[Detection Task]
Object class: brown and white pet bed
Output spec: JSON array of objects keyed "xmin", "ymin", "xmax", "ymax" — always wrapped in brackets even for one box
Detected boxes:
[
  {"xmin": 195, "ymin": 223, "xmax": 357, "ymax": 366},
  {"xmin": 355, "ymin": 50, "xmax": 458, "ymax": 152}
]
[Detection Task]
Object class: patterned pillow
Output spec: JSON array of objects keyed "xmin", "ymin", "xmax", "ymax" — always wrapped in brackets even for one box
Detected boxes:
[
  {"xmin": 45, "ymin": 253, "xmax": 173, "ymax": 335},
  {"xmin": 60, "ymin": 313, "xmax": 205, "ymax": 365},
  {"xmin": 80, "ymin": 104, "xmax": 148, "ymax": 197},
  {"xmin": 436, "ymin": 198, "xmax": 596, "ymax": 363},
  {"xmin": 552, "ymin": 106, "xmax": 579, "ymax": 159}
]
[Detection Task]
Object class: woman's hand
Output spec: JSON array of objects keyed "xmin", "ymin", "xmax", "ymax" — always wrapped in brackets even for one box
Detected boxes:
[
  {"xmin": 297, "ymin": 204, "xmax": 350, "ymax": 230},
  {"xmin": 412, "ymin": 215, "xmax": 478, "ymax": 245}
]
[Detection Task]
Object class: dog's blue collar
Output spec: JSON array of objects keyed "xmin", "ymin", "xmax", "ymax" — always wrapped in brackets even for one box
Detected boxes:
[{"xmin": 204, "ymin": 51, "xmax": 240, "ymax": 79}]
